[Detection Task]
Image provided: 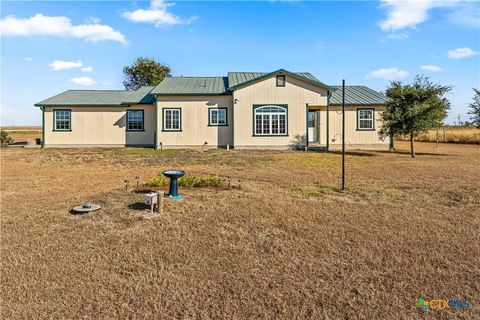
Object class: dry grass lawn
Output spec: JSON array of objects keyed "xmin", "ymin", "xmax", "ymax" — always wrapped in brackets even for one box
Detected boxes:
[
  {"xmin": 398, "ymin": 126, "xmax": 480, "ymax": 144},
  {"xmin": 1, "ymin": 142, "xmax": 479, "ymax": 319}
]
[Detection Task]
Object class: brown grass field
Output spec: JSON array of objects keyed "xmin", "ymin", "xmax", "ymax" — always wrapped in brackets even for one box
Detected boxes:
[
  {"xmin": 398, "ymin": 126, "xmax": 480, "ymax": 144},
  {"xmin": 1, "ymin": 141, "xmax": 479, "ymax": 319}
]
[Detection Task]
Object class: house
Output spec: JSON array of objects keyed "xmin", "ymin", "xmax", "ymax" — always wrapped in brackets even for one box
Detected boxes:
[{"xmin": 35, "ymin": 69, "xmax": 390, "ymax": 150}]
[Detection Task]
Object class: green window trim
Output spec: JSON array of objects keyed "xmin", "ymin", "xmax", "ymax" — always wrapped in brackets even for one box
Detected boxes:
[
  {"xmin": 276, "ymin": 75, "xmax": 286, "ymax": 87},
  {"xmin": 126, "ymin": 109, "xmax": 145, "ymax": 132},
  {"xmin": 208, "ymin": 107, "xmax": 228, "ymax": 126},
  {"xmin": 53, "ymin": 109, "xmax": 72, "ymax": 132},
  {"xmin": 162, "ymin": 108, "xmax": 182, "ymax": 132},
  {"xmin": 252, "ymin": 104, "xmax": 288, "ymax": 137},
  {"xmin": 356, "ymin": 108, "xmax": 376, "ymax": 131}
]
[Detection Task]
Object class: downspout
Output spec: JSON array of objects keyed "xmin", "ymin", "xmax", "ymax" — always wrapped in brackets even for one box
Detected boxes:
[
  {"xmin": 326, "ymin": 92, "xmax": 330, "ymax": 151},
  {"xmin": 41, "ymin": 106, "xmax": 45, "ymax": 148}
]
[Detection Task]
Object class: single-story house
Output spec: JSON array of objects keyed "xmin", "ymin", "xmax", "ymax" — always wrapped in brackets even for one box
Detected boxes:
[{"xmin": 35, "ymin": 68, "xmax": 390, "ymax": 150}]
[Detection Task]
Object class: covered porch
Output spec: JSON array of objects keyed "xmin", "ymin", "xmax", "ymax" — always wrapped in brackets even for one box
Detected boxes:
[{"xmin": 306, "ymin": 104, "xmax": 328, "ymax": 150}]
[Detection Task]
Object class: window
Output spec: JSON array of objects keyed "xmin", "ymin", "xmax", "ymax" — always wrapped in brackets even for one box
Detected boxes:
[
  {"xmin": 54, "ymin": 109, "xmax": 71, "ymax": 131},
  {"xmin": 126, "ymin": 110, "xmax": 144, "ymax": 131},
  {"xmin": 253, "ymin": 105, "xmax": 287, "ymax": 136},
  {"xmin": 357, "ymin": 108, "xmax": 374, "ymax": 130},
  {"xmin": 276, "ymin": 75, "xmax": 286, "ymax": 87},
  {"xmin": 209, "ymin": 108, "xmax": 227, "ymax": 126},
  {"xmin": 163, "ymin": 108, "xmax": 181, "ymax": 131}
]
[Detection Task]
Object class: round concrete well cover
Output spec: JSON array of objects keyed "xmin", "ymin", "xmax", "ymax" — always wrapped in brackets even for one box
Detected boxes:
[{"xmin": 72, "ymin": 203, "xmax": 101, "ymax": 213}]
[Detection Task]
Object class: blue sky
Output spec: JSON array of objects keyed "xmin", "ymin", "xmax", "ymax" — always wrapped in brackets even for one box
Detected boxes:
[{"xmin": 1, "ymin": 0, "xmax": 479, "ymax": 125}]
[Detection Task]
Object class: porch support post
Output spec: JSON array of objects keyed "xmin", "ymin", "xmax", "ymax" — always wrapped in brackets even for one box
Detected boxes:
[
  {"xmin": 326, "ymin": 92, "xmax": 330, "ymax": 151},
  {"xmin": 41, "ymin": 106, "xmax": 45, "ymax": 148},
  {"xmin": 154, "ymin": 96, "xmax": 159, "ymax": 150},
  {"xmin": 305, "ymin": 103, "xmax": 309, "ymax": 148}
]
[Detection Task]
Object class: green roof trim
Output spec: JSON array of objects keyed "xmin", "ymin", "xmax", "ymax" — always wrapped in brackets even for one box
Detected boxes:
[
  {"xmin": 34, "ymin": 86, "xmax": 155, "ymax": 107},
  {"xmin": 329, "ymin": 85, "xmax": 386, "ymax": 106},
  {"xmin": 151, "ymin": 77, "xmax": 229, "ymax": 95},
  {"xmin": 227, "ymin": 69, "xmax": 335, "ymax": 91}
]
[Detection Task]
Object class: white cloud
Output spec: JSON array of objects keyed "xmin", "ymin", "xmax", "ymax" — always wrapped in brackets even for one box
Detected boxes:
[
  {"xmin": 421, "ymin": 65, "xmax": 443, "ymax": 72},
  {"xmin": 50, "ymin": 60, "xmax": 83, "ymax": 71},
  {"xmin": 447, "ymin": 47, "xmax": 478, "ymax": 59},
  {"xmin": 69, "ymin": 76, "xmax": 97, "ymax": 86},
  {"xmin": 25, "ymin": 57, "xmax": 33, "ymax": 62},
  {"xmin": 447, "ymin": 2, "xmax": 480, "ymax": 28},
  {"xmin": 122, "ymin": 0, "xmax": 197, "ymax": 27},
  {"xmin": 366, "ymin": 67, "xmax": 410, "ymax": 80},
  {"xmin": 0, "ymin": 13, "xmax": 127, "ymax": 44},
  {"xmin": 381, "ymin": 32, "xmax": 409, "ymax": 42},
  {"xmin": 379, "ymin": 0, "xmax": 440, "ymax": 31},
  {"xmin": 81, "ymin": 66, "xmax": 93, "ymax": 72}
]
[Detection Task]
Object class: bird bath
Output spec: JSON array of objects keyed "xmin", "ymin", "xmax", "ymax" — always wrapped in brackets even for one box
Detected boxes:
[{"xmin": 162, "ymin": 170, "xmax": 186, "ymax": 200}]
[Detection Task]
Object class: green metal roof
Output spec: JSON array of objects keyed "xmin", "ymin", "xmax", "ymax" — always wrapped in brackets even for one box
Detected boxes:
[
  {"xmin": 330, "ymin": 86, "xmax": 386, "ymax": 106},
  {"xmin": 227, "ymin": 69, "xmax": 334, "ymax": 91},
  {"xmin": 151, "ymin": 77, "xmax": 229, "ymax": 95},
  {"xmin": 34, "ymin": 86, "xmax": 155, "ymax": 106}
]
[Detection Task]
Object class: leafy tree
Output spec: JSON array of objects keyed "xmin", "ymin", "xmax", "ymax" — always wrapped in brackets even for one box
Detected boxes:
[
  {"xmin": 467, "ymin": 88, "xmax": 480, "ymax": 128},
  {"xmin": 379, "ymin": 75, "xmax": 451, "ymax": 158},
  {"xmin": 123, "ymin": 57, "xmax": 171, "ymax": 90},
  {"xmin": 0, "ymin": 130, "xmax": 13, "ymax": 147}
]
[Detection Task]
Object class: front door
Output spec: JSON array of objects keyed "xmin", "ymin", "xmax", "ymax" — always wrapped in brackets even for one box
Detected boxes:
[{"xmin": 307, "ymin": 111, "xmax": 320, "ymax": 144}]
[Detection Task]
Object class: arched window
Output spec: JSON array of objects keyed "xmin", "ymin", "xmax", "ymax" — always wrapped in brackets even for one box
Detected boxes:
[{"xmin": 253, "ymin": 105, "xmax": 287, "ymax": 136}]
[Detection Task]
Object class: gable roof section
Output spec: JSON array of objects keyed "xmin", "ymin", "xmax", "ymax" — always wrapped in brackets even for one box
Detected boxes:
[
  {"xmin": 35, "ymin": 86, "xmax": 155, "ymax": 106},
  {"xmin": 330, "ymin": 86, "xmax": 386, "ymax": 106},
  {"xmin": 151, "ymin": 77, "xmax": 229, "ymax": 95},
  {"xmin": 227, "ymin": 69, "xmax": 334, "ymax": 91}
]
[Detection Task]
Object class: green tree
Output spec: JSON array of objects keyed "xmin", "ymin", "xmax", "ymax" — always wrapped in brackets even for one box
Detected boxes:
[
  {"xmin": 467, "ymin": 88, "xmax": 480, "ymax": 128},
  {"xmin": 0, "ymin": 130, "xmax": 13, "ymax": 147},
  {"xmin": 379, "ymin": 75, "xmax": 451, "ymax": 158},
  {"xmin": 123, "ymin": 57, "xmax": 171, "ymax": 90}
]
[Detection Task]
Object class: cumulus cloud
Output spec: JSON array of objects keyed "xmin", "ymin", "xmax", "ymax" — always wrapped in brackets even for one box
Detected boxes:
[
  {"xmin": 50, "ymin": 60, "xmax": 83, "ymax": 71},
  {"xmin": 0, "ymin": 13, "xmax": 127, "ymax": 44},
  {"xmin": 378, "ymin": 0, "xmax": 478, "ymax": 32},
  {"xmin": 366, "ymin": 68, "xmax": 410, "ymax": 80},
  {"xmin": 447, "ymin": 47, "xmax": 478, "ymax": 59},
  {"xmin": 379, "ymin": 0, "xmax": 441, "ymax": 31},
  {"xmin": 81, "ymin": 66, "xmax": 93, "ymax": 72},
  {"xmin": 122, "ymin": 0, "xmax": 197, "ymax": 27},
  {"xmin": 421, "ymin": 65, "xmax": 443, "ymax": 72},
  {"xmin": 70, "ymin": 76, "xmax": 97, "ymax": 86}
]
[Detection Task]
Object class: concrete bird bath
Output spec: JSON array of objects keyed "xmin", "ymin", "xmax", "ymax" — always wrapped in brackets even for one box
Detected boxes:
[{"xmin": 162, "ymin": 170, "xmax": 186, "ymax": 200}]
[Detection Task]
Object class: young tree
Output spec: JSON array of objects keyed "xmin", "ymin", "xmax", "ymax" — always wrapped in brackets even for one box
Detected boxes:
[
  {"xmin": 467, "ymin": 88, "xmax": 480, "ymax": 128},
  {"xmin": 379, "ymin": 75, "xmax": 451, "ymax": 158},
  {"xmin": 0, "ymin": 130, "xmax": 13, "ymax": 147},
  {"xmin": 123, "ymin": 57, "xmax": 171, "ymax": 90}
]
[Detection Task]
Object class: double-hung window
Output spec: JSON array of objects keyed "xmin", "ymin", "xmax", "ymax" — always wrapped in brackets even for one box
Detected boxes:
[
  {"xmin": 253, "ymin": 105, "xmax": 287, "ymax": 136},
  {"xmin": 209, "ymin": 108, "xmax": 227, "ymax": 126},
  {"xmin": 54, "ymin": 109, "xmax": 71, "ymax": 131},
  {"xmin": 126, "ymin": 110, "xmax": 144, "ymax": 131},
  {"xmin": 163, "ymin": 108, "xmax": 181, "ymax": 131},
  {"xmin": 357, "ymin": 108, "xmax": 374, "ymax": 130}
]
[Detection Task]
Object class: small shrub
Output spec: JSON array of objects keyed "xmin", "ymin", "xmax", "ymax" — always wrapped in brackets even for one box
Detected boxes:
[
  {"xmin": 179, "ymin": 174, "xmax": 224, "ymax": 188},
  {"xmin": 145, "ymin": 176, "xmax": 168, "ymax": 187},
  {"xmin": 145, "ymin": 174, "xmax": 224, "ymax": 188},
  {"xmin": 0, "ymin": 130, "xmax": 13, "ymax": 147}
]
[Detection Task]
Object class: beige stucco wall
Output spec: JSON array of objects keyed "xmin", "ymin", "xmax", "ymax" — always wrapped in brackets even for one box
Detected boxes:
[
  {"xmin": 326, "ymin": 105, "xmax": 388, "ymax": 149},
  {"xmin": 43, "ymin": 104, "xmax": 155, "ymax": 147},
  {"xmin": 233, "ymin": 75, "xmax": 328, "ymax": 148},
  {"xmin": 155, "ymin": 95, "xmax": 233, "ymax": 148}
]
